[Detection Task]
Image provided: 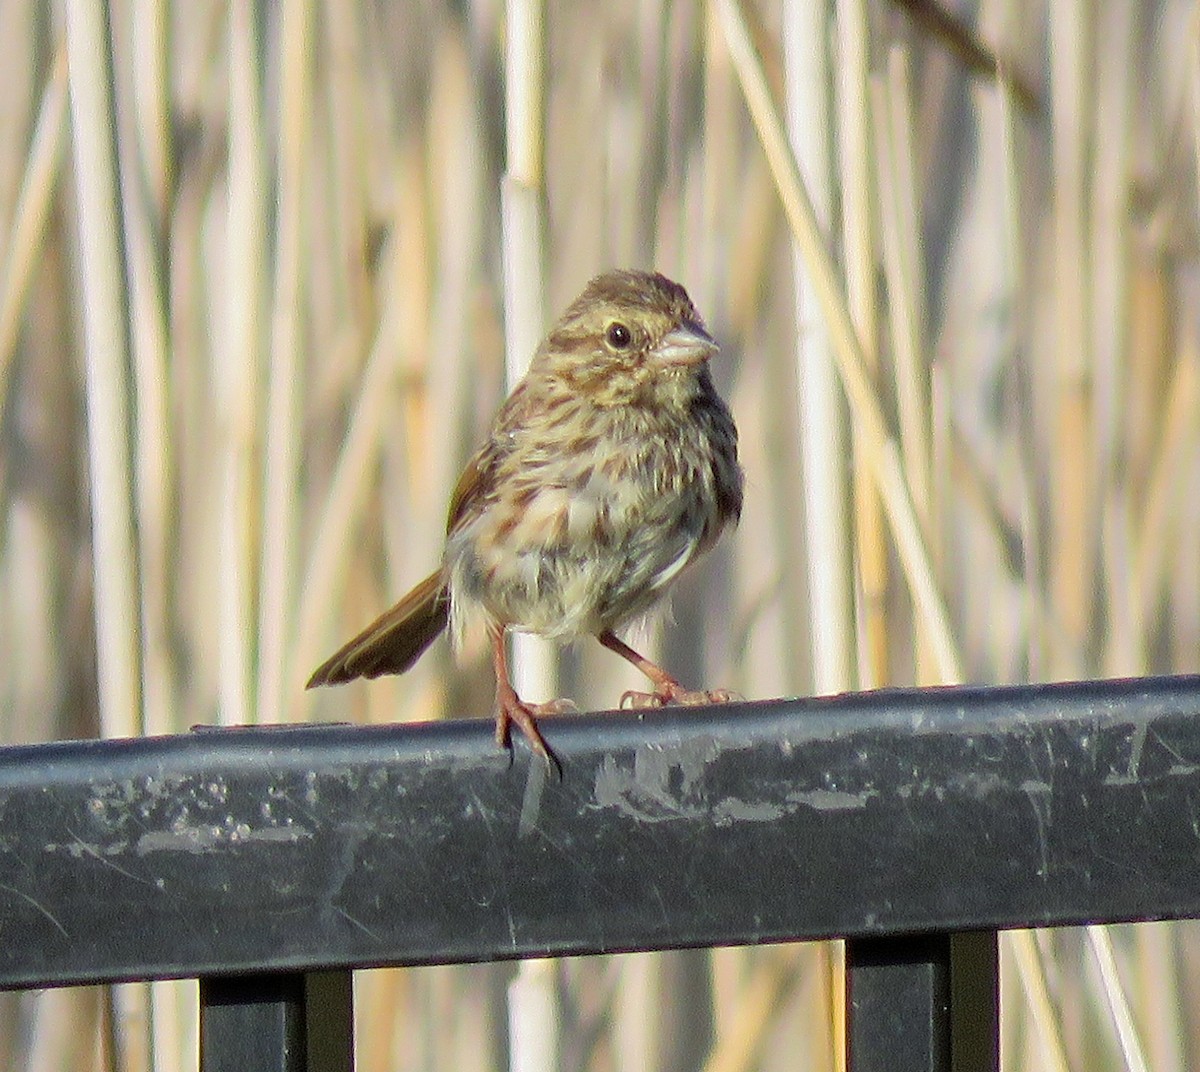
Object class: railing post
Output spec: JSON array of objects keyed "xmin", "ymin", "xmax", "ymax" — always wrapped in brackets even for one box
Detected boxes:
[
  {"xmin": 847, "ymin": 934, "xmax": 951, "ymax": 1072},
  {"xmin": 846, "ymin": 932, "xmax": 999, "ymax": 1072},
  {"xmin": 950, "ymin": 931, "xmax": 999, "ymax": 1072},
  {"xmin": 200, "ymin": 970, "xmax": 354, "ymax": 1072}
]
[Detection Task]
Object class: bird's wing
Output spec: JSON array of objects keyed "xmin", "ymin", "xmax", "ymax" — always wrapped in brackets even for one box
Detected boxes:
[
  {"xmin": 445, "ymin": 378, "xmax": 535, "ymax": 535},
  {"xmin": 445, "ymin": 445, "xmax": 491, "ymax": 535}
]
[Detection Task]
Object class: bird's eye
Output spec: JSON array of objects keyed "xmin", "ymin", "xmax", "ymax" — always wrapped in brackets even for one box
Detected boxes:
[{"xmin": 606, "ymin": 322, "xmax": 632, "ymax": 349}]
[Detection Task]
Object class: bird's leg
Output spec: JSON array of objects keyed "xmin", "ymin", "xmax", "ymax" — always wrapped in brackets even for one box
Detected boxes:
[
  {"xmin": 490, "ymin": 629, "xmax": 568, "ymax": 772},
  {"xmin": 598, "ymin": 630, "xmax": 736, "ymax": 709}
]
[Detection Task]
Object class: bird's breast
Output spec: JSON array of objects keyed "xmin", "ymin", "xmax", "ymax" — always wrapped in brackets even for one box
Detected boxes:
[{"xmin": 443, "ymin": 413, "xmax": 728, "ymax": 640}]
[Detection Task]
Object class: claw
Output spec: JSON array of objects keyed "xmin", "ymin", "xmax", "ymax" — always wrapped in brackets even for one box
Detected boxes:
[
  {"xmin": 621, "ymin": 684, "xmax": 739, "ymax": 710},
  {"xmin": 493, "ymin": 696, "xmax": 565, "ymax": 778},
  {"xmin": 490, "ymin": 631, "xmax": 567, "ymax": 777},
  {"xmin": 620, "ymin": 689, "xmax": 666, "ymax": 710},
  {"xmin": 599, "ymin": 631, "xmax": 738, "ymax": 712}
]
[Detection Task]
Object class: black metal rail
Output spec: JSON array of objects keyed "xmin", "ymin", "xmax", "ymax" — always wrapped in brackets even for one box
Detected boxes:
[{"xmin": 4, "ymin": 675, "xmax": 1200, "ymax": 1070}]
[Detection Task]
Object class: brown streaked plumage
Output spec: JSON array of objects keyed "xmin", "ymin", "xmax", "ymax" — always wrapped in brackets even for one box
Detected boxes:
[{"xmin": 307, "ymin": 269, "xmax": 743, "ymax": 764}]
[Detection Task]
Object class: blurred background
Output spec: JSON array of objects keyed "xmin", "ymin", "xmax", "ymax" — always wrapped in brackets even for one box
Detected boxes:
[{"xmin": 1, "ymin": 0, "xmax": 1198, "ymax": 1069}]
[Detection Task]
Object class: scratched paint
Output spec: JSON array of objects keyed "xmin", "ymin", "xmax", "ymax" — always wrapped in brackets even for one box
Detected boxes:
[{"xmin": 592, "ymin": 745, "xmax": 880, "ymax": 826}]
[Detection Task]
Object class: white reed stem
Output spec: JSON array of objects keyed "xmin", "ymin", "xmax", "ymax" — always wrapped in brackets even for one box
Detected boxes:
[
  {"xmin": 502, "ymin": 2, "xmax": 560, "ymax": 1071},
  {"xmin": 784, "ymin": 0, "xmax": 854, "ymax": 696},
  {"xmin": 65, "ymin": 0, "xmax": 142, "ymax": 735}
]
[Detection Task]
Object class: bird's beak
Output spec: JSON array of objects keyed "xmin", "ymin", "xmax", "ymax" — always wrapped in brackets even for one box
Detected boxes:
[{"xmin": 652, "ymin": 323, "xmax": 719, "ymax": 367}]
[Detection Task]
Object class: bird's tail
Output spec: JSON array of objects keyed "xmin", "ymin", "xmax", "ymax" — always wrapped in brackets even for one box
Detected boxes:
[{"xmin": 306, "ymin": 570, "xmax": 449, "ymax": 687}]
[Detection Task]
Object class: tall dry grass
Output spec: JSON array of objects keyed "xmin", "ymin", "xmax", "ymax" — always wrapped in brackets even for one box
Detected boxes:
[{"xmin": 0, "ymin": 1, "xmax": 1197, "ymax": 1070}]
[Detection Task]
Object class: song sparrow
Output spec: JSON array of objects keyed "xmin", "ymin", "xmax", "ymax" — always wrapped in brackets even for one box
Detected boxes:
[{"xmin": 307, "ymin": 269, "xmax": 743, "ymax": 763}]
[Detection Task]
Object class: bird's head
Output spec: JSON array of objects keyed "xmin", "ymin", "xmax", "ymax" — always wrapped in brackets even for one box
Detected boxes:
[{"xmin": 534, "ymin": 270, "xmax": 719, "ymax": 405}]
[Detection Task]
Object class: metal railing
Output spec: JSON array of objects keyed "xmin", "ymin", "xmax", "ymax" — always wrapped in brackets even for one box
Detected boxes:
[{"xmin": 4, "ymin": 675, "xmax": 1199, "ymax": 1070}]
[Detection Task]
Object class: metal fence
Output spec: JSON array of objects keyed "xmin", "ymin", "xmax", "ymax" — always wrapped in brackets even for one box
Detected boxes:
[{"xmin": 4, "ymin": 675, "xmax": 1198, "ymax": 1070}]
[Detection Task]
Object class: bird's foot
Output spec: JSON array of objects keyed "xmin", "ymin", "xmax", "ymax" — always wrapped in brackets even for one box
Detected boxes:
[
  {"xmin": 494, "ymin": 696, "xmax": 575, "ymax": 776},
  {"xmin": 599, "ymin": 631, "xmax": 741, "ymax": 712}
]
